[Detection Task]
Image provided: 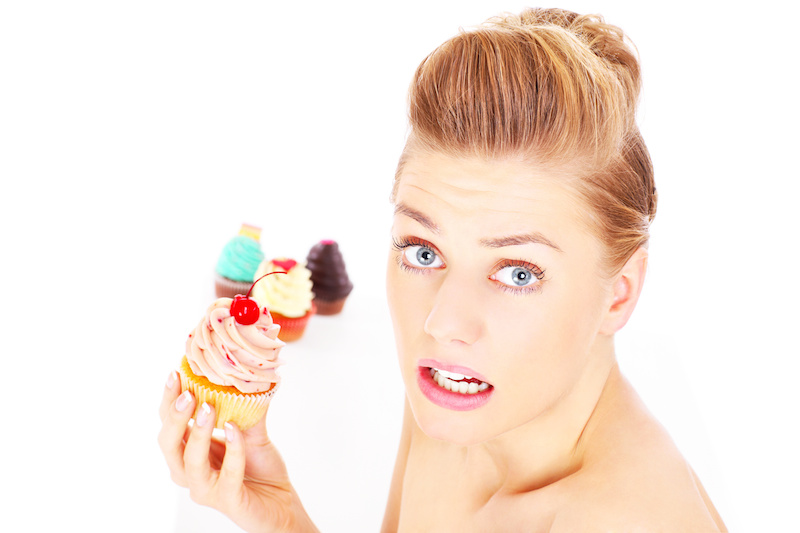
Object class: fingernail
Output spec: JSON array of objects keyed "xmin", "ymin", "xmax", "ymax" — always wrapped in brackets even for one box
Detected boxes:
[
  {"xmin": 166, "ymin": 371, "xmax": 177, "ymax": 389},
  {"xmin": 175, "ymin": 390, "xmax": 192, "ymax": 412},
  {"xmin": 196, "ymin": 402, "xmax": 211, "ymax": 427},
  {"xmin": 224, "ymin": 422, "xmax": 235, "ymax": 442}
]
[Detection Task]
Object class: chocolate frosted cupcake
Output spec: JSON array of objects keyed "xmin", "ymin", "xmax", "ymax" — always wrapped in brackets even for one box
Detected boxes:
[{"xmin": 306, "ymin": 240, "xmax": 354, "ymax": 315}]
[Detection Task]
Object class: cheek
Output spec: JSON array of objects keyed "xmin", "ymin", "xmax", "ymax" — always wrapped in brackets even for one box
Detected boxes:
[
  {"xmin": 385, "ymin": 256, "xmax": 426, "ymax": 344},
  {"xmin": 487, "ymin": 288, "xmax": 602, "ymax": 380},
  {"xmin": 385, "ymin": 255, "xmax": 406, "ymax": 323}
]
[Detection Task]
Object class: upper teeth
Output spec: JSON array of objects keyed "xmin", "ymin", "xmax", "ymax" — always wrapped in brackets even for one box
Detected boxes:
[{"xmin": 430, "ymin": 367, "xmax": 490, "ymax": 395}]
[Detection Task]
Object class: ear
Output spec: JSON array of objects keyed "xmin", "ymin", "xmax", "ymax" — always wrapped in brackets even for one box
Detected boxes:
[{"xmin": 599, "ymin": 247, "xmax": 649, "ymax": 335}]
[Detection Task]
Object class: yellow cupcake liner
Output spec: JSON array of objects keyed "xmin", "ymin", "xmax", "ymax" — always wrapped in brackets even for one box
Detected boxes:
[{"xmin": 179, "ymin": 356, "xmax": 278, "ymax": 430}]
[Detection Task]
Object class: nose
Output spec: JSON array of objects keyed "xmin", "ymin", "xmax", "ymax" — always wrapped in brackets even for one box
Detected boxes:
[{"xmin": 423, "ymin": 269, "xmax": 484, "ymax": 346}]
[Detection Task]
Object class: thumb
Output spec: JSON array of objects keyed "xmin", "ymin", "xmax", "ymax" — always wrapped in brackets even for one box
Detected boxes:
[
  {"xmin": 241, "ymin": 400, "xmax": 271, "ymax": 444},
  {"xmin": 239, "ymin": 401, "xmax": 290, "ymax": 482}
]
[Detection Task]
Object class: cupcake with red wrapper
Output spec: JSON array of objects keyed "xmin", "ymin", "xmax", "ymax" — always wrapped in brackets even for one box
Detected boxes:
[
  {"xmin": 251, "ymin": 258, "xmax": 315, "ymax": 342},
  {"xmin": 180, "ymin": 272, "xmax": 285, "ymax": 430},
  {"xmin": 214, "ymin": 223, "xmax": 264, "ymax": 299},
  {"xmin": 306, "ymin": 240, "xmax": 354, "ymax": 315}
]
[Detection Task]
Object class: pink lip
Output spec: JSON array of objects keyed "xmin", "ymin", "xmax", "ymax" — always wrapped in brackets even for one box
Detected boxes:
[
  {"xmin": 416, "ymin": 361, "xmax": 494, "ymax": 412},
  {"xmin": 418, "ymin": 359, "xmax": 491, "ymax": 384}
]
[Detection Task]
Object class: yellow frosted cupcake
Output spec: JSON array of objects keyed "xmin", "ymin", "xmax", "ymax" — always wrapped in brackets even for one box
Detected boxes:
[
  {"xmin": 251, "ymin": 258, "xmax": 315, "ymax": 342},
  {"xmin": 180, "ymin": 291, "xmax": 284, "ymax": 429}
]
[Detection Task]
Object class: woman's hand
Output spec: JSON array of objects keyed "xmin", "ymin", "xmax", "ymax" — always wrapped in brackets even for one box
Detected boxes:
[{"xmin": 158, "ymin": 371, "xmax": 317, "ymax": 533}]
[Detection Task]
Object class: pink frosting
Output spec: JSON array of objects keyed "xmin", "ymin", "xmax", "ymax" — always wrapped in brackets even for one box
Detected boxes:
[{"xmin": 185, "ymin": 298, "xmax": 284, "ymax": 393}]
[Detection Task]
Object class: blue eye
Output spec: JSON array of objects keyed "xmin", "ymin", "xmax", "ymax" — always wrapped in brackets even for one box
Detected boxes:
[
  {"xmin": 416, "ymin": 247, "xmax": 435, "ymax": 265},
  {"xmin": 490, "ymin": 264, "xmax": 542, "ymax": 289},
  {"xmin": 403, "ymin": 245, "xmax": 444, "ymax": 269}
]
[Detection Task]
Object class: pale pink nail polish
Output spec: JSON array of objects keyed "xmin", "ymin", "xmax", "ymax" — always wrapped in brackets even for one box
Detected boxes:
[
  {"xmin": 166, "ymin": 371, "xmax": 177, "ymax": 389},
  {"xmin": 196, "ymin": 402, "xmax": 211, "ymax": 427},
  {"xmin": 224, "ymin": 422, "xmax": 235, "ymax": 442},
  {"xmin": 175, "ymin": 390, "xmax": 192, "ymax": 412}
]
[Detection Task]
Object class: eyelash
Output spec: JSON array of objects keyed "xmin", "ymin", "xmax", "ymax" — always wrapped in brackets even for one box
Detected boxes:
[
  {"xmin": 490, "ymin": 259, "xmax": 546, "ymax": 295},
  {"xmin": 391, "ymin": 235, "xmax": 547, "ymax": 294},
  {"xmin": 391, "ymin": 236, "xmax": 441, "ymax": 274}
]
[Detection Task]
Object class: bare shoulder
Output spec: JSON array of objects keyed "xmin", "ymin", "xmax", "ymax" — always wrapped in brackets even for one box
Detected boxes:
[{"xmin": 550, "ymin": 373, "xmax": 726, "ymax": 532}]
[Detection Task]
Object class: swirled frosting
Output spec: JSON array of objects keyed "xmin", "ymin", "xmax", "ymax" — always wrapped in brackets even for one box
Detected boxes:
[
  {"xmin": 215, "ymin": 235, "xmax": 264, "ymax": 282},
  {"xmin": 185, "ymin": 298, "xmax": 284, "ymax": 393},
  {"xmin": 251, "ymin": 259, "xmax": 314, "ymax": 318},
  {"xmin": 306, "ymin": 240, "xmax": 354, "ymax": 301}
]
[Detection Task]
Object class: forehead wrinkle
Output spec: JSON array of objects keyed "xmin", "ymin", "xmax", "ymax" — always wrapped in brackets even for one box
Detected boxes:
[
  {"xmin": 394, "ymin": 181, "xmax": 478, "ymax": 234},
  {"xmin": 395, "ymin": 184, "xmax": 561, "ymax": 247}
]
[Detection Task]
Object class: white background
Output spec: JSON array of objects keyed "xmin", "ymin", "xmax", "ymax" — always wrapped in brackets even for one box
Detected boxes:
[{"xmin": 2, "ymin": 1, "xmax": 798, "ymax": 531}]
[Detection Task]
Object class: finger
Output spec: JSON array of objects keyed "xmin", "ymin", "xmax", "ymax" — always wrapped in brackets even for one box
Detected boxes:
[
  {"xmin": 216, "ymin": 422, "xmax": 246, "ymax": 512},
  {"xmin": 159, "ymin": 370, "xmax": 181, "ymax": 422},
  {"xmin": 183, "ymin": 401, "xmax": 217, "ymax": 504},
  {"xmin": 158, "ymin": 389, "xmax": 195, "ymax": 487}
]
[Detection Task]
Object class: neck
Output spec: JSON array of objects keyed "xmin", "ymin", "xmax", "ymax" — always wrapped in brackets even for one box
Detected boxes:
[{"xmin": 470, "ymin": 340, "xmax": 619, "ymax": 495}]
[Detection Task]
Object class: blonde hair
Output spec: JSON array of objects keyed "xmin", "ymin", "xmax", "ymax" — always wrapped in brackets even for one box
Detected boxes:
[{"xmin": 395, "ymin": 8, "xmax": 657, "ymax": 274}]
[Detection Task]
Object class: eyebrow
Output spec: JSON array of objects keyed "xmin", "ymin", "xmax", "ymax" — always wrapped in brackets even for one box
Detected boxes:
[
  {"xmin": 480, "ymin": 233, "xmax": 563, "ymax": 252},
  {"xmin": 394, "ymin": 202, "xmax": 562, "ymax": 252},
  {"xmin": 394, "ymin": 203, "xmax": 440, "ymax": 233}
]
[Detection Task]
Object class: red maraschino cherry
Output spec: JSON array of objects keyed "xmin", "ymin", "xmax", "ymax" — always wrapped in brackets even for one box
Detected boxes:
[{"xmin": 230, "ymin": 270, "xmax": 286, "ymax": 325}]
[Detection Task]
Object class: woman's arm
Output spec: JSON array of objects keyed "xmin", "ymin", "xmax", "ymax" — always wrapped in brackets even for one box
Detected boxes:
[{"xmin": 380, "ymin": 397, "xmax": 414, "ymax": 533}]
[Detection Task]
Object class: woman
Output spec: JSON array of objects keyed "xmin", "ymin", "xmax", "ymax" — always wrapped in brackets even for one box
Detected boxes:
[{"xmin": 159, "ymin": 8, "xmax": 726, "ymax": 531}]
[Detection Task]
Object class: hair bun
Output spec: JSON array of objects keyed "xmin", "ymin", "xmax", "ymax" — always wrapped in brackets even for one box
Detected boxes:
[{"xmin": 492, "ymin": 8, "xmax": 641, "ymax": 114}]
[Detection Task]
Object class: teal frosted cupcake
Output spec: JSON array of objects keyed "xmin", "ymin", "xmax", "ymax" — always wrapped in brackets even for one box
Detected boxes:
[{"xmin": 214, "ymin": 223, "xmax": 265, "ymax": 298}]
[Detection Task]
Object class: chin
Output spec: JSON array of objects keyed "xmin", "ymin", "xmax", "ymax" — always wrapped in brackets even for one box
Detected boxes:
[
  {"xmin": 415, "ymin": 412, "xmax": 487, "ymax": 446},
  {"xmin": 406, "ymin": 392, "xmax": 502, "ymax": 446}
]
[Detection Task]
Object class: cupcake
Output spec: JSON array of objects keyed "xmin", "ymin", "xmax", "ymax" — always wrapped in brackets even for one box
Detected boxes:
[
  {"xmin": 251, "ymin": 258, "xmax": 315, "ymax": 342},
  {"xmin": 214, "ymin": 223, "xmax": 264, "ymax": 298},
  {"xmin": 306, "ymin": 240, "xmax": 354, "ymax": 315},
  {"xmin": 180, "ymin": 289, "xmax": 284, "ymax": 430}
]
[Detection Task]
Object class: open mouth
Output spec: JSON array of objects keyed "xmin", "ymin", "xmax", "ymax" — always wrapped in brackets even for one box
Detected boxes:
[
  {"xmin": 429, "ymin": 367, "xmax": 491, "ymax": 395},
  {"xmin": 417, "ymin": 363, "xmax": 494, "ymax": 411}
]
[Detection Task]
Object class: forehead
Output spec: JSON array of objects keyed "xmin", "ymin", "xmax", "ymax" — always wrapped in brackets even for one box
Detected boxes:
[{"xmin": 394, "ymin": 151, "xmax": 589, "ymax": 240}]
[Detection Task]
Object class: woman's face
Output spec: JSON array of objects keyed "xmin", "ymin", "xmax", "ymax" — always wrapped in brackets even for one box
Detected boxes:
[{"xmin": 386, "ymin": 151, "xmax": 617, "ymax": 445}]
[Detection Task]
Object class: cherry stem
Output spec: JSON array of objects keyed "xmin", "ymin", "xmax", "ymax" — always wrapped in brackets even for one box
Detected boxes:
[{"xmin": 245, "ymin": 271, "xmax": 287, "ymax": 299}]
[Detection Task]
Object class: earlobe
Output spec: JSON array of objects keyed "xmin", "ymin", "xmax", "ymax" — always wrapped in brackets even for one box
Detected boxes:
[{"xmin": 599, "ymin": 247, "xmax": 649, "ymax": 335}]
